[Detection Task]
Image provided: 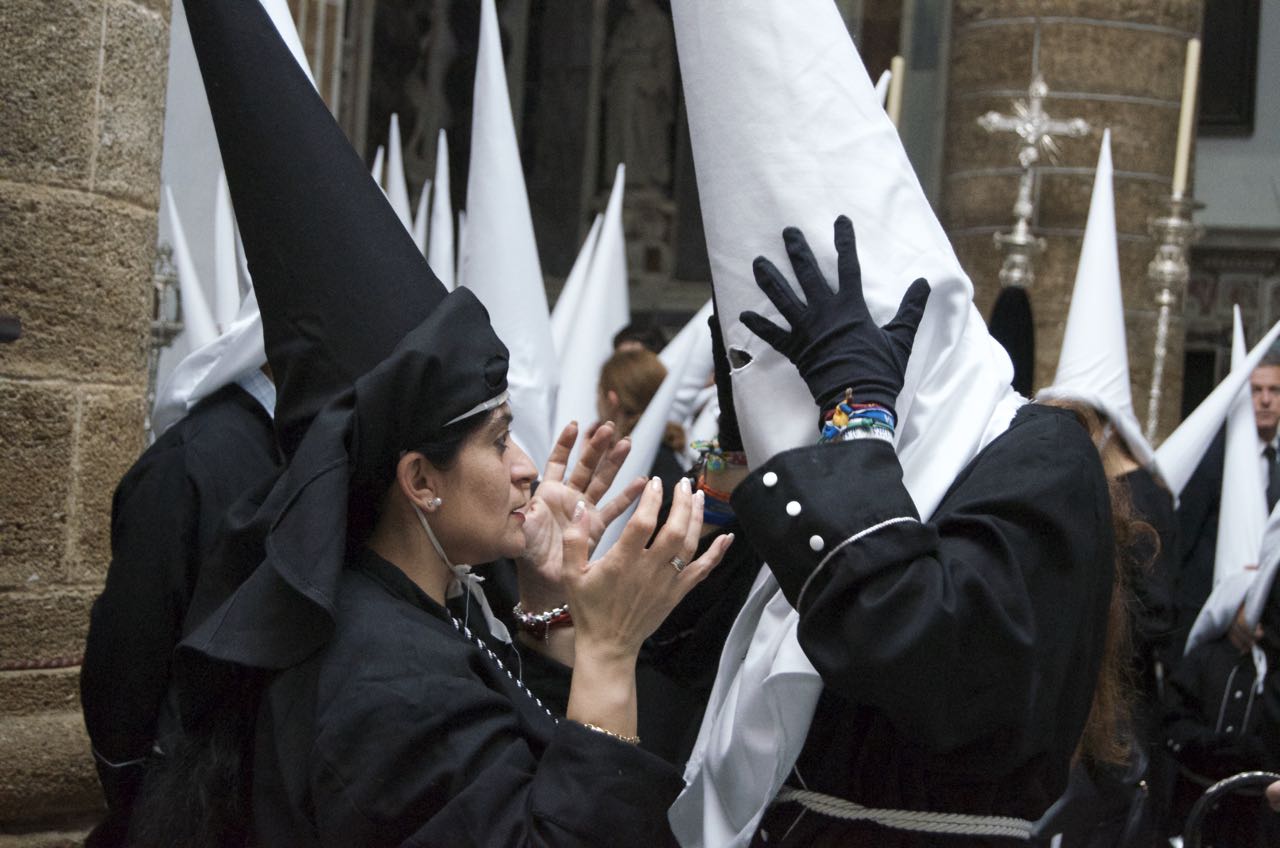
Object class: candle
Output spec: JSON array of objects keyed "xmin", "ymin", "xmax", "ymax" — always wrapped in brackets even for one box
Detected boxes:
[
  {"xmin": 1171, "ymin": 37, "xmax": 1201, "ymax": 198},
  {"xmin": 887, "ymin": 55, "xmax": 905, "ymax": 128}
]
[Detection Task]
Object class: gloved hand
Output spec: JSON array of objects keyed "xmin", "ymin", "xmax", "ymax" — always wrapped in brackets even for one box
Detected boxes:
[
  {"xmin": 707, "ymin": 298, "xmax": 743, "ymax": 452},
  {"xmin": 740, "ymin": 215, "xmax": 930, "ymax": 418}
]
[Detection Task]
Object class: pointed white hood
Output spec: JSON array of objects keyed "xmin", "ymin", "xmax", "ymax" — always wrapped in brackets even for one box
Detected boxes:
[
  {"xmin": 1212, "ymin": 307, "xmax": 1269, "ymax": 584},
  {"xmin": 153, "ymin": 184, "xmax": 268, "ymax": 438},
  {"xmin": 661, "ymin": 299, "xmax": 715, "ymax": 434},
  {"xmin": 427, "ymin": 130, "xmax": 455, "ymax": 290},
  {"xmin": 157, "ymin": 0, "xmax": 311, "ymax": 390},
  {"xmin": 1243, "ymin": 508, "xmax": 1280, "ymax": 627},
  {"xmin": 1182, "ymin": 481, "xmax": 1280, "ymax": 653},
  {"xmin": 385, "ymin": 113, "xmax": 414, "ymax": 234},
  {"xmin": 668, "ymin": 2, "xmax": 1024, "ymax": 843},
  {"xmin": 370, "ymin": 144, "xmax": 385, "ymax": 187},
  {"xmin": 874, "ymin": 68, "xmax": 891, "ymax": 106},
  {"xmin": 550, "ymin": 214, "xmax": 604, "ymax": 358},
  {"xmin": 412, "ymin": 178, "xmax": 431, "ymax": 255},
  {"xmin": 163, "ymin": 186, "xmax": 219, "ymax": 353},
  {"xmin": 460, "ymin": 0, "xmax": 559, "ymax": 469},
  {"xmin": 1155, "ymin": 317, "xmax": 1280, "ymax": 500},
  {"xmin": 552, "ymin": 165, "xmax": 630, "ymax": 434},
  {"xmin": 212, "ymin": 170, "xmax": 242, "ymax": 332},
  {"xmin": 1038, "ymin": 131, "xmax": 1156, "ymax": 474},
  {"xmin": 152, "ymin": 288, "xmax": 267, "ymax": 438}
]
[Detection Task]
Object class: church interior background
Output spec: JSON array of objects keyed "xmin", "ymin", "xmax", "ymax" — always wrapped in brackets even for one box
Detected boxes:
[
  {"xmin": 1, "ymin": 0, "xmax": 1278, "ymax": 838},
  {"xmin": 281, "ymin": 0, "xmax": 1279, "ymax": 414}
]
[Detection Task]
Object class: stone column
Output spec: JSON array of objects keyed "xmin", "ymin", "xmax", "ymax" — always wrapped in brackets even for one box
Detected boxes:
[
  {"xmin": 0, "ymin": 0, "xmax": 169, "ymax": 839},
  {"xmin": 941, "ymin": 0, "xmax": 1203, "ymax": 439}
]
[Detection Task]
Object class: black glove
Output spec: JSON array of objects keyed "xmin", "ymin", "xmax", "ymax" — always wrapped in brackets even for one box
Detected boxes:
[
  {"xmin": 740, "ymin": 215, "xmax": 930, "ymax": 419},
  {"xmin": 708, "ymin": 299, "xmax": 743, "ymax": 452}
]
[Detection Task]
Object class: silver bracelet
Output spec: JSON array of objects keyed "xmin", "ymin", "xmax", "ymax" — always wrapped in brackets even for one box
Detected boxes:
[{"xmin": 512, "ymin": 601, "xmax": 570, "ymax": 627}]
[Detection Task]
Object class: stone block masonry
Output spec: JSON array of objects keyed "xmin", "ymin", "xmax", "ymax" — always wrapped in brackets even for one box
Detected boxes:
[{"xmin": 0, "ymin": 0, "xmax": 169, "ymax": 837}]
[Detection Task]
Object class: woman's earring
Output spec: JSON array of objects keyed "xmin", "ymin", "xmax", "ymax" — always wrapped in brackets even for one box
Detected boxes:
[{"xmin": 428, "ymin": 497, "xmax": 443, "ymax": 510}]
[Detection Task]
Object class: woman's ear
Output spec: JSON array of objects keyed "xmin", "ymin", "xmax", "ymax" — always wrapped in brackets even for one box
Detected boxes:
[
  {"xmin": 396, "ymin": 451, "xmax": 442, "ymax": 512},
  {"xmin": 606, "ymin": 389, "xmax": 621, "ymax": 411}
]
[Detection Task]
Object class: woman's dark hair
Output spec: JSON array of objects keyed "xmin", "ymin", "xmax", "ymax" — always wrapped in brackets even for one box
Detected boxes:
[
  {"xmin": 347, "ymin": 407, "xmax": 494, "ymax": 549},
  {"xmin": 408, "ymin": 407, "xmax": 493, "ymax": 471},
  {"xmin": 1043, "ymin": 399, "xmax": 1155, "ymax": 768}
]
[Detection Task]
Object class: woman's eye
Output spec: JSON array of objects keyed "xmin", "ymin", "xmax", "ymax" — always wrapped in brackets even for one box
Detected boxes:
[{"xmin": 495, "ymin": 433, "xmax": 509, "ymax": 452}]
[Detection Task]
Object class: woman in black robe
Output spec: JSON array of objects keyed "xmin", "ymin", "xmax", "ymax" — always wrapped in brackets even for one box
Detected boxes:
[
  {"xmin": 143, "ymin": 3, "xmax": 731, "ymax": 844},
  {"xmin": 707, "ymin": 217, "xmax": 1128, "ymax": 845}
]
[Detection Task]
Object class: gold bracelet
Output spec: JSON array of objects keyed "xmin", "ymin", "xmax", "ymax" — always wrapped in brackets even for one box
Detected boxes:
[{"xmin": 580, "ymin": 722, "xmax": 640, "ymax": 746}]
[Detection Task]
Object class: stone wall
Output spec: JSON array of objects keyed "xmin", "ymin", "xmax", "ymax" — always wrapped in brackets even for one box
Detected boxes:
[
  {"xmin": 0, "ymin": 0, "xmax": 169, "ymax": 839},
  {"xmin": 941, "ymin": 0, "xmax": 1204, "ymax": 439}
]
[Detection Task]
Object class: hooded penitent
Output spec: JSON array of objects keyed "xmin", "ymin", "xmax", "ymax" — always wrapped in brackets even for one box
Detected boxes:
[
  {"xmin": 550, "ymin": 213, "xmax": 604, "ymax": 358},
  {"xmin": 412, "ymin": 177, "xmax": 431, "ymax": 255},
  {"xmin": 1155, "ymin": 316, "xmax": 1280, "ymax": 502},
  {"xmin": 176, "ymin": 0, "xmax": 508, "ymax": 679},
  {"xmin": 151, "ymin": 0, "xmax": 311, "ymax": 437},
  {"xmin": 667, "ymin": 2, "xmax": 1024, "ymax": 844},
  {"xmin": 1212, "ymin": 307, "xmax": 1269, "ymax": 585},
  {"xmin": 427, "ymin": 130, "xmax": 455, "ymax": 290},
  {"xmin": 1183, "ymin": 308, "xmax": 1274, "ymax": 655},
  {"xmin": 1038, "ymin": 130, "xmax": 1157, "ymax": 474},
  {"xmin": 385, "ymin": 113, "xmax": 414, "ymax": 234},
  {"xmin": 552, "ymin": 164, "xmax": 630, "ymax": 436},
  {"xmin": 460, "ymin": 0, "xmax": 558, "ymax": 470}
]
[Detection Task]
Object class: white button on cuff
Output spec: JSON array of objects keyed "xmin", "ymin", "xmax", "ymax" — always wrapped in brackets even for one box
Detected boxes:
[
  {"xmin": 786, "ymin": 500, "xmax": 802, "ymax": 517},
  {"xmin": 762, "ymin": 471, "xmax": 778, "ymax": 487},
  {"xmin": 809, "ymin": 535, "xmax": 825, "ymax": 552}
]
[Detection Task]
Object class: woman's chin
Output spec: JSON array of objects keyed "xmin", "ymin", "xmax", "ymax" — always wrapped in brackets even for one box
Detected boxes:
[{"xmin": 499, "ymin": 528, "xmax": 527, "ymax": 559}]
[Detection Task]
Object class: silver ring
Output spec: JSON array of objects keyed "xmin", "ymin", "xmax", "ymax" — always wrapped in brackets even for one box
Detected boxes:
[{"xmin": 669, "ymin": 555, "xmax": 687, "ymax": 574}]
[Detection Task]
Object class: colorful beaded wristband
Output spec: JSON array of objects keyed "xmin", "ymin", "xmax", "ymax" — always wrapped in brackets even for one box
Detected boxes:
[
  {"xmin": 696, "ymin": 475, "xmax": 736, "ymax": 527},
  {"xmin": 691, "ymin": 438, "xmax": 748, "ymax": 473},
  {"xmin": 819, "ymin": 390, "xmax": 896, "ymax": 444}
]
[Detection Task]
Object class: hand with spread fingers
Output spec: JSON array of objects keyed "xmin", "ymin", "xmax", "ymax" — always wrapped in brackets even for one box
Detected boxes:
[
  {"xmin": 740, "ymin": 215, "xmax": 930, "ymax": 420},
  {"xmin": 518, "ymin": 421, "xmax": 647, "ymax": 609},
  {"xmin": 562, "ymin": 477, "xmax": 733, "ymax": 661}
]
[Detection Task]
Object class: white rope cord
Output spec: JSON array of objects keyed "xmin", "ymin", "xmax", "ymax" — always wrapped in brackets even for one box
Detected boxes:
[
  {"xmin": 774, "ymin": 786, "xmax": 1034, "ymax": 839},
  {"xmin": 796, "ymin": 515, "xmax": 919, "ymax": 611}
]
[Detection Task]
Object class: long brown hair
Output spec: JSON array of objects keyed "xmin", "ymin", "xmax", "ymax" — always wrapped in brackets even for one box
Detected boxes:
[{"xmin": 1042, "ymin": 399, "xmax": 1156, "ymax": 767}]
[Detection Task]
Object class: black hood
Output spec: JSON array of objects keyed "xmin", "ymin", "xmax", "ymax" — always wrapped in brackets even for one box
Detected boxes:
[
  {"xmin": 184, "ymin": 0, "xmax": 451, "ymax": 457},
  {"xmin": 175, "ymin": 0, "xmax": 510, "ymax": 695}
]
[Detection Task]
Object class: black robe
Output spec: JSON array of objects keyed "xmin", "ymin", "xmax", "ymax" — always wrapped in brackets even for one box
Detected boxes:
[
  {"xmin": 1172, "ymin": 428, "xmax": 1226, "ymax": 658},
  {"xmin": 251, "ymin": 549, "xmax": 683, "ymax": 847},
  {"xmin": 79, "ymin": 384, "xmax": 279, "ymax": 844},
  {"xmin": 732, "ymin": 404, "xmax": 1114, "ymax": 846}
]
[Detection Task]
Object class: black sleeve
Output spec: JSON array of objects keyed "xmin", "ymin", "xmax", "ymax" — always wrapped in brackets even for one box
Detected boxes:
[
  {"xmin": 731, "ymin": 409, "xmax": 1114, "ymax": 768},
  {"xmin": 80, "ymin": 445, "xmax": 200, "ymax": 809},
  {"xmin": 310, "ymin": 673, "xmax": 682, "ymax": 848}
]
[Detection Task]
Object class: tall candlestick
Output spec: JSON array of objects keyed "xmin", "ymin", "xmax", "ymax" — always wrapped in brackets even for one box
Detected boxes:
[
  {"xmin": 887, "ymin": 55, "xmax": 905, "ymax": 128},
  {"xmin": 1171, "ymin": 37, "xmax": 1201, "ymax": 199}
]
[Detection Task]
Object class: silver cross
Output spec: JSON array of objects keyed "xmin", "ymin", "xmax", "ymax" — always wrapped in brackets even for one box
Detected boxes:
[
  {"xmin": 978, "ymin": 74, "xmax": 1091, "ymax": 170},
  {"xmin": 977, "ymin": 75, "xmax": 1091, "ymax": 288}
]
